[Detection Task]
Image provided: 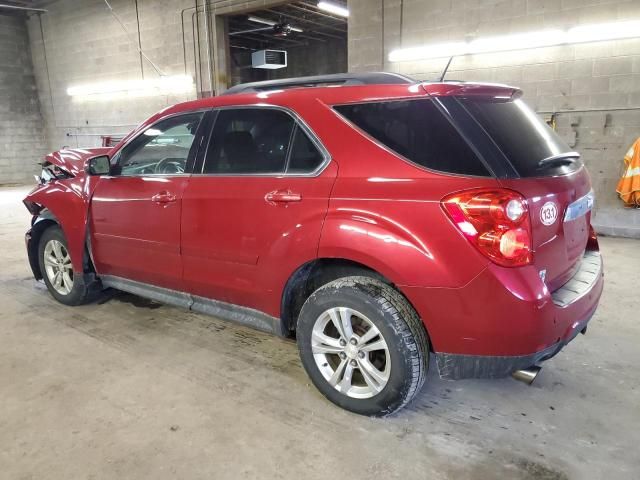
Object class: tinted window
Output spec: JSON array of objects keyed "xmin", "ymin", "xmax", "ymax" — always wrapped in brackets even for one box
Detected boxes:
[
  {"xmin": 119, "ymin": 113, "xmax": 202, "ymax": 175},
  {"xmin": 459, "ymin": 97, "xmax": 579, "ymax": 177},
  {"xmin": 287, "ymin": 126, "xmax": 325, "ymax": 174},
  {"xmin": 203, "ymin": 108, "xmax": 294, "ymax": 174},
  {"xmin": 335, "ymin": 99, "xmax": 489, "ymax": 176}
]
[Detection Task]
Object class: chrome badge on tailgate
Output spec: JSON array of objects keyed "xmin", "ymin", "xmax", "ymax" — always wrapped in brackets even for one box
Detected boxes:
[{"xmin": 564, "ymin": 190, "xmax": 595, "ymax": 222}]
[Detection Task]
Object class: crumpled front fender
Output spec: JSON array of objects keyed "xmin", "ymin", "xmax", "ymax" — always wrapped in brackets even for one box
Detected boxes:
[{"xmin": 24, "ymin": 175, "xmax": 100, "ymax": 273}]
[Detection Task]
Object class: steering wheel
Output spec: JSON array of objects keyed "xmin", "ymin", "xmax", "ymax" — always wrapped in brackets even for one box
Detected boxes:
[{"xmin": 155, "ymin": 157, "xmax": 185, "ymax": 174}]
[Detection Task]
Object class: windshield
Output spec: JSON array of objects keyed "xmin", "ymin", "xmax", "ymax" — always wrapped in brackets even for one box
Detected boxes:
[{"xmin": 458, "ymin": 97, "xmax": 580, "ymax": 177}]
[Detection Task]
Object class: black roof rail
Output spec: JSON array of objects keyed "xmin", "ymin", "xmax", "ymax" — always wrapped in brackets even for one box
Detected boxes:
[{"xmin": 222, "ymin": 72, "xmax": 416, "ymax": 95}]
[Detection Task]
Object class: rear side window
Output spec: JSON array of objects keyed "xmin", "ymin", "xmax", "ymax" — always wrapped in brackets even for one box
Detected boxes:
[
  {"xmin": 334, "ymin": 99, "xmax": 489, "ymax": 176},
  {"xmin": 459, "ymin": 97, "xmax": 579, "ymax": 177},
  {"xmin": 204, "ymin": 108, "xmax": 293, "ymax": 174},
  {"xmin": 287, "ymin": 126, "xmax": 325, "ymax": 174},
  {"xmin": 202, "ymin": 108, "xmax": 325, "ymax": 175}
]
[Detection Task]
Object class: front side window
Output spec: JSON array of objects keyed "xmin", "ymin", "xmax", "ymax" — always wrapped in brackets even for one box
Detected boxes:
[
  {"xmin": 334, "ymin": 99, "xmax": 490, "ymax": 176},
  {"xmin": 202, "ymin": 108, "xmax": 325, "ymax": 175},
  {"xmin": 118, "ymin": 112, "xmax": 203, "ymax": 176}
]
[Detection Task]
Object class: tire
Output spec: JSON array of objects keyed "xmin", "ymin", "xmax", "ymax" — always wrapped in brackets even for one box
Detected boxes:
[
  {"xmin": 297, "ymin": 276, "xmax": 429, "ymax": 416},
  {"xmin": 38, "ymin": 225, "xmax": 94, "ymax": 306}
]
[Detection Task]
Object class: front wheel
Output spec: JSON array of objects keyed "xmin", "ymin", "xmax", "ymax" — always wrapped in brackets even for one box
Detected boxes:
[
  {"xmin": 38, "ymin": 225, "xmax": 94, "ymax": 306},
  {"xmin": 297, "ymin": 277, "xmax": 429, "ymax": 416}
]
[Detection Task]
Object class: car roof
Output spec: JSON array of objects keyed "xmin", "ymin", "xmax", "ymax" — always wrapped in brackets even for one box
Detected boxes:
[
  {"xmin": 163, "ymin": 81, "xmax": 521, "ymax": 115},
  {"xmin": 111, "ymin": 75, "xmax": 521, "ymax": 153}
]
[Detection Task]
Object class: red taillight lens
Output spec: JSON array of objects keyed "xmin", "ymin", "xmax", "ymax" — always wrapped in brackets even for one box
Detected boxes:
[{"xmin": 442, "ymin": 189, "xmax": 532, "ymax": 267}]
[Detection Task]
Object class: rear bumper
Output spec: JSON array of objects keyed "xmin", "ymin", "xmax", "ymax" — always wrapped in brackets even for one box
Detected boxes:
[
  {"xmin": 401, "ymin": 249, "xmax": 603, "ymax": 378},
  {"xmin": 435, "ymin": 309, "xmax": 594, "ymax": 380}
]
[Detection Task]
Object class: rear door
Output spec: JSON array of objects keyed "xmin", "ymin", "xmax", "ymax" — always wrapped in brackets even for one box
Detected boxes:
[
  {"xmin": 456, "ymin": 96, "xmax": 593, "ymax": 288},
  {"xmin": 181, "ymin": 106, "xmax": 336, "ymax": 316},
  {"xmin": 89, "ymin": 112, "xmax": 204, "ymax": 291}
]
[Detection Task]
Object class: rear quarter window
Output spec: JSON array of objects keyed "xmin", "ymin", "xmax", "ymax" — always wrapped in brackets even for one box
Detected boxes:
[
  {"xmin": 458, "ymin": 97, "xmax": 581, "ymax": 177},
  {"xmin": 334, "ymin": 99, "xmax": 490, "ymax": 177}
]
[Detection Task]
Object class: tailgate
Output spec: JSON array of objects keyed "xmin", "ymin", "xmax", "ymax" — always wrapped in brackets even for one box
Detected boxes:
[
  {"xmin": 500, "ymin": 168, "xmax": 594, "ymax": 289},
  {"xmin": 456, "ymin": 95, "xmax": 596, "ymax": 288}
]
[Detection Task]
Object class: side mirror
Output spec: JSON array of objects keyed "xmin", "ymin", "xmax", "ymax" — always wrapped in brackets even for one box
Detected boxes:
[{"xmin": 87, "ymin": 155, "xmax": 111, "ymax": 176}]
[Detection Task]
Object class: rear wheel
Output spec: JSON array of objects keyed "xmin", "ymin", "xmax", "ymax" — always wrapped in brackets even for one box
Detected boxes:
[
  {"xmin": 297, "ymin": 276, "xmax": 429, "ymax": 416},
  {"xmin": 38, "ymin": 226, "xmax": 93, "ymax": 306}
]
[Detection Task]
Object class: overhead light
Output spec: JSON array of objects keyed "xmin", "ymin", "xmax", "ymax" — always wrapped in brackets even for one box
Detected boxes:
[
  {"xmin": 317, "ymin": 1, "xmax": 349, "ymax": 18},
  {"xmin": 389, "ymin": 42, "xmax": 467, "ymax": 62},
  {"xmin": 248, "ymin": 15, "xmax": 276, "ymax": 26},
  {"xmin": 67, "ymin": 75, "xmax": 194, "ymax": 99},
  {"xmin": 468, "ymin": 29, "xmax": 566, "ymax": 54},
  {"xmin": 389, "ymin": 19, "xmax": 640, "ymax": 62},
  {"xmin": 567, "ymin": 20, "xmax": 640, "ymax": 43}
]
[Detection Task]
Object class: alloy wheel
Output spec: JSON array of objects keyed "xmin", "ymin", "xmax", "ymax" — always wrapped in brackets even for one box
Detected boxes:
[
  {"xmin": 311, "ymin": 307, "xmax": 391, "ymax": 399},
  {"xmin": 43, "ymin": 239, "xmax": 74, "ymax": 295}
]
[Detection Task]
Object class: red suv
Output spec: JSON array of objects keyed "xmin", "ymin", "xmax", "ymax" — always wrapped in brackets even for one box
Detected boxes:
[{"xmin": 24, "ymin": 73, "xmax": 603, "ymax": 416}]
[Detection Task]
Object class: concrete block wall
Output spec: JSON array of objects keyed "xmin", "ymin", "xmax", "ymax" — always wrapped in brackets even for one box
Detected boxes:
[
  {"xmin": 349, "ymin": 0, "xmax": 640, "ymax": 237},
  {"xmin": 0, "ymin": 14, "xmax": 47, "ymax": 185},
  {"xmin": 26, "ymin": 0, "xmax": 197, "ymax": 152},
  {"xmin": 26, "ymin": 0, "xmax": 287, "ymax": 152}
]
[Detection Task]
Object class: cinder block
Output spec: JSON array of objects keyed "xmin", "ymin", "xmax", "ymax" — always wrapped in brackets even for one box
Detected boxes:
[
  {"xmin": 522, "ymin": 63, "xmax": 555, "ymax": 81},
  {"xmin": 609, "ymin": 74, "xmax": 640, "ymax": 94},
  {"xmin": 593, "ymin": 57, "xmax": 634, "ymax": 76},
  {"xmin": 571, "ymin": 76, "xmax": 610, "ymax": 95}
]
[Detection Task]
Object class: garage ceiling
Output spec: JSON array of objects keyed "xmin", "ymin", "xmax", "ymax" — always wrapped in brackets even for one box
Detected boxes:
[{"xmin": 228, "ymin": 1, "xmax": 348, "ymax": 50}]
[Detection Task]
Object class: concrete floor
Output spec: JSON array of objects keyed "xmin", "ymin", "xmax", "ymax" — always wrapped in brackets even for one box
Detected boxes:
[{"xmin": 1, "ymin": 185, "xmax": 639, "ymax": 480}]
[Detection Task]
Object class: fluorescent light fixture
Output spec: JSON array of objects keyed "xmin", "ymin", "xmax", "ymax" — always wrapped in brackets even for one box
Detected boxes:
[
  {"xmin": 389, "ymin": 42, "xmax": 467, "ymax": 62},
  {"xmin": 389, "ymin": 19, "xmax": 640, "ymax": 62},
  {"xmin": 248, "ymin": 15, "xmax": 276, "ymax": 26},
  {"xmin": 468, "ymin": 29, "xmax": 566, "ymax": 54},
  {"xmin": 317, "ymin": 1, "xmax": 349, "ymax": 18},
  {"xmin": 567, "ymin": 20, "xmax": 640, "ymax": 43},
  {"xmin": 67, "ymin": 75, "xmax": 194, "ymax": 99}
]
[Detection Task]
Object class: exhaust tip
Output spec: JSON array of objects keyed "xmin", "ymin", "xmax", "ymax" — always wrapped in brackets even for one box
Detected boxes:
[{"xmin": 512, "ymin": 366, "xmax": 541, "ymax": 385}]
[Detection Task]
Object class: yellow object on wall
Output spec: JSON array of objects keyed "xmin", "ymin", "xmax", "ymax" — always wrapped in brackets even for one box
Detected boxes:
[{"xmin": 617, "ymin": 138, "xmax": 640, "ymax": 207}]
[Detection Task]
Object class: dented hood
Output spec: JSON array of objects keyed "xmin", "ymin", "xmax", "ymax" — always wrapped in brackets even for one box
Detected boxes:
[{"xmin": 44, "ymin": 147, "xmax": 112, "ymax": 176}]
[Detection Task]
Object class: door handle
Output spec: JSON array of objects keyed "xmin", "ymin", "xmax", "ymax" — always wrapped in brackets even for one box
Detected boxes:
[
  {"xmin": 265, "ymin": 190, "xmax": 302, "ymax": 205},
  {"xmin": 151, "ymin": 191, "xmax": 177, "ymax": 204}
]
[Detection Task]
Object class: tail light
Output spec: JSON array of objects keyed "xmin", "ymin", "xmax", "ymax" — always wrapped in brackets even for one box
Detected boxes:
[
  {"xmin": 586, "ymin": 223, "xmax": 599, "ymax": 250},
  {"xmin": 441, "ymin": 189, "xmax": 532, "ymax": 267}
]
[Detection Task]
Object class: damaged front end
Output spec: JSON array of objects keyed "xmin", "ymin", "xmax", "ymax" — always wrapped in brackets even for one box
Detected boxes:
[{"xmin": 23, "ymin": 147, "xmax": 111, "ymax": 280}]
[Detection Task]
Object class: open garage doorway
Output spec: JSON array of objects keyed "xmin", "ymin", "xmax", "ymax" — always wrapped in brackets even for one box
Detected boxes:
[{"xmin": 224, "ymin": 2, "xmax": 348, "ymax": 86}]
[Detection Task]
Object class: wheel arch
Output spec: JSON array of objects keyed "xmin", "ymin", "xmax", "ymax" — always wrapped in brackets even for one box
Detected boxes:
[
  {"xmin": 27, "ymin": 209, "xmax": 96, "ymax": 281},
  {"xmin": 27, "ymin": 211, "xmax": 58, "ymax": 280},
  {"xmin": 280, "ymin": 257, "xmax": 430, "ymax": 348}
]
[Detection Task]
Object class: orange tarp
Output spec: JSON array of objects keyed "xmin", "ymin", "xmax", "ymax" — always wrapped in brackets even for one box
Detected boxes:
[{"xmin": 617, "ymin": 138, "xmax": 640, "ymax": 207}]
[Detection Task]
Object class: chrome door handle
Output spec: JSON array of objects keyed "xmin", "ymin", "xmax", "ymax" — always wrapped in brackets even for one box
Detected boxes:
[
  {"xmin": 151, "ymin": 191, "xmax": 177, "ymax": 204},
  {"xmin": 265, "ymin": 190, "xmax": 302, "ymax": 204}
]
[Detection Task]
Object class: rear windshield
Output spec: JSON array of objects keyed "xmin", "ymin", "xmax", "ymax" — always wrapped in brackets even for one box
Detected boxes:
[
  {"xmin": 458, "ymin": 97, "xmax": 580, "ymax": 177},
  {"xmin": 334, "ymin": 99, "xmax": 490, "ymax": 176}
]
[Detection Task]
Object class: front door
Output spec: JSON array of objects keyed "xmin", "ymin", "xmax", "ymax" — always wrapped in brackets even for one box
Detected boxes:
[
  {"xmin": 89, "ymin": 112, "xmax": 204, "ymax": 290},
  {"xmin": 181, "ymin": 107, "xmax": 336, "ymax": 316}
]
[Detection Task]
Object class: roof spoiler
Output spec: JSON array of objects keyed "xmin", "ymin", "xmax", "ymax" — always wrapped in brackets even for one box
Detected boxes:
[{"xmin": 222, "ymin": 72, "xmax": 416, "ymax": 95}]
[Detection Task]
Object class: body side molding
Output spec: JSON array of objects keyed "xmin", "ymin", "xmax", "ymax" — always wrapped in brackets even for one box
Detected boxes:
[{"xmin": 100, "ymin": 275, "xmax": 284, "ymax": 336}]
